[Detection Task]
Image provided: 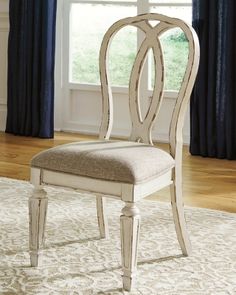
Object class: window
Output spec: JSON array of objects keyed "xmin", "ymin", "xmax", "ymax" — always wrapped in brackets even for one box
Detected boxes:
[
  {"xmin": 66, "ymin": 0, "xmax": 192, "ymax": 93},
  {"xmin": 70, "ymin": 2, "xmax": 137, "ymax": 86}
]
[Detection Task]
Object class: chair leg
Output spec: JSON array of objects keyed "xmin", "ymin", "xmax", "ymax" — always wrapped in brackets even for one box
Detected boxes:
[
  {"xmin": 120, "ymin": 202, "xmax": 140, "ymax": 291},
  {"xmin": 170, "ymin": 178, "xmax": 191, "ymax": 256},
  {"xmin": 29, "ymin": 187, "xmax": 48, "ymax": 266},
  {"xmin": 96, "ymin": 195, "xmax": 109, "ymax": 238}
]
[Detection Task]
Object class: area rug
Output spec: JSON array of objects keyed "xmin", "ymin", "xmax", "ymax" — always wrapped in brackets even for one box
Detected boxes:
[{"xmin": 0, "ymin": 177, "xmax": 236, "ymax": 295}]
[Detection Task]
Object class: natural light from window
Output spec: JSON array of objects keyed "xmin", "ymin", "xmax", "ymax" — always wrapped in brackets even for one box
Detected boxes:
[{"xmin": 69, "ymin": 0, "xmax": 192, "ymax": 91}]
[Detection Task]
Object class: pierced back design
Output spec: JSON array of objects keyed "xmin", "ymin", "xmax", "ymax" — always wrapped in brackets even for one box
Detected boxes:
[{"xmin": 99, "ymin": 13, "xmax": 199, "ymax": 158}]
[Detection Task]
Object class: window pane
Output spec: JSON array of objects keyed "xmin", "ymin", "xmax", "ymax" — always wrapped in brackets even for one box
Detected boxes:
[
  {"xmin": 94, "ymin": 0, "xmax": 137, "ymax": 1},
  {"xmin": 70, "ymin": 3, "xmax": 136, "ymax": 85},
  {"xmin": 150, "ymin": 5, "xmax": 192, "ymax": 90},
  {"xmin": 151, "ymin": 5, "xmax": 192, "ymax": 23},
  {"xmin": 109, "ymin": 27, "xmax": 137, "ymax": 86}
]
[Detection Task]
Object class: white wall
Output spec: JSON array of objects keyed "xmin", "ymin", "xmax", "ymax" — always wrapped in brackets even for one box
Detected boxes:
[{"xmin": 0, "ymin": 0, "xmax": 8, "ymax": 131}]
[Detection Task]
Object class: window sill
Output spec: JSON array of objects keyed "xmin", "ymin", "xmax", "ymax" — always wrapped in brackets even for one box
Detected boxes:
[{"xmin": 69, "ymin": 82, "xmax": 178, "ymax": 99}]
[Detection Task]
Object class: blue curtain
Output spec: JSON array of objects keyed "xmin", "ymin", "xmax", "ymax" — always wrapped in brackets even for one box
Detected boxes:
[
  {"xmin": 190, "ymin": 0, "xmax": 236, "ymax": 159},
  {"xmin": 6, "ymin": 0, "xmax": 57, "ymax": 138}
]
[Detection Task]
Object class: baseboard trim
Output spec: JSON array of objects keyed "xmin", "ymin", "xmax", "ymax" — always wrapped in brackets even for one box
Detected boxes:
[
  {"xmin": 61, "ymin": 123, "xmax": 190, "ymax": 144},
  {"xmin": 1, "ymin": 118, "xmax": 190, "ymax": 144},
  {"xmin": 0, "ymin": 105, "xmax": 7, "ymax": 131}
]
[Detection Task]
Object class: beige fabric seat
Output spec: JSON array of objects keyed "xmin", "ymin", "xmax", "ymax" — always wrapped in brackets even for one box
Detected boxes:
[{"xmin": 31, "ymin": 141, "xmax": 175, "ymax": 184}]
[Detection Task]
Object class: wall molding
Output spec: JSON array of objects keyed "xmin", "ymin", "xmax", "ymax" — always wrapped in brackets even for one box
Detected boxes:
[
  {"xmin": 0, "ymin": 10, "xmax": 8, "ymax": 131},
  {"xmin": 0, "ymin": 104, "xmax": 7, "ymax": 131},
  {"xmin": 61, "ymin": 122, "xmax": 190, "ymax": 144},
  {"xmin": 0, "ymin": 0, "xmax": 9, "ymax": 13},
  {"xmin": 0, "ymin": 105, "xmax": 7, "ymax": 132},
  {"xmin": 0, "ymin": 12, "xmax": 9, "ymax": 30}
]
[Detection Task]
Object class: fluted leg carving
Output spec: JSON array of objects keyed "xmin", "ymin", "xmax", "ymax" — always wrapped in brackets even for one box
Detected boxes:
[
  {"xmin": 120, "ymin": 202, "xmax": 140, "ymax": 291},
  {"xmin": 29, "ymin": 187, "xmax": 48, "ymax": 266},
  {"xmin": 96, "ymin": 195, "xmax": 109, "ymax": 239}
]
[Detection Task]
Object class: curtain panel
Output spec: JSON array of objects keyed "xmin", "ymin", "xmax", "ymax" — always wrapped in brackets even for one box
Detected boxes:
[
  {"xmin": 6, "ymin": 0, "xmax": 57, "ymax": 138},
  {"xmin": 190, "ymin": 0, "xmax": 236, "ymax": 159}
]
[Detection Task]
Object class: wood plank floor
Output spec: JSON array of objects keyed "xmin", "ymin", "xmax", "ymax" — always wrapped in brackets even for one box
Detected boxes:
[{"xmin": 0, "ymin": 132, "xmax": 236, "ymax": 213}]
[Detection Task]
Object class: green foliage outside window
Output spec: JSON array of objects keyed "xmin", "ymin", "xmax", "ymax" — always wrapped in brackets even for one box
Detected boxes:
[{"xmin": 71, "ymin": 29, "xmax": 189, "ymax": 91}]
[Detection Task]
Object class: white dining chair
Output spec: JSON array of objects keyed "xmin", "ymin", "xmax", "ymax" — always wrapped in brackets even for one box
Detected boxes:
[{"xmin": 28, "ymin": 13, "xmax": 199, "ymax": 291}]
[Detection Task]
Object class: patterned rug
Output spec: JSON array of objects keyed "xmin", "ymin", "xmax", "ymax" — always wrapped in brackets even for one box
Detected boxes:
[{"xmin": 0, "ymin": 177, "xmax": 236, "ymax": 295}]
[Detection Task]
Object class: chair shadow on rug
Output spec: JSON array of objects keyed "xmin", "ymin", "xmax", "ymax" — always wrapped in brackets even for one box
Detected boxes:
[
  {"xmin": 45, "ymin": 236, "xmax": 102, "ymax": 249},
  {"xmin": 28, "ymin": 13, "xmax": 199, "ymax": 291}
]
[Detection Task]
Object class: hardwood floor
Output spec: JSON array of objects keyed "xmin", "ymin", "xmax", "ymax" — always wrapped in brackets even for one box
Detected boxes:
[{"xmin": 0, "ymin": 131, "xmax": 236, "ymax": 212}]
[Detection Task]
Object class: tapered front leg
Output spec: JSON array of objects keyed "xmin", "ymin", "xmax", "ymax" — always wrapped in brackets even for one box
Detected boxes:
[
  {"xmin": 96, "ymin": 195, "xmax": 109, "ymax": 239},
  {"xmin": 29, "ymin": 187, "xmax": 48, "ymax": 266},
  {"xmin": 170, "ymin": 169, "xmax": 191, "ymax": 256},
  {"xmin": 120, "ymin": 202, "xmax": 140, "ymax": 291}
]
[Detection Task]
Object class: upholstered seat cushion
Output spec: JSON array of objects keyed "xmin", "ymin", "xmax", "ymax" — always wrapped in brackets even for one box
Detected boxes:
[{"xmin": 31, "ymin": 141, "xmax": 175, "ymax": 184}]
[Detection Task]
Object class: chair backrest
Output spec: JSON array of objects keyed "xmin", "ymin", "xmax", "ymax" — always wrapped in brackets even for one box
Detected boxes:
[{"xmin": 99, "ymin": 13, "xmax": 200, "ymax": 160}]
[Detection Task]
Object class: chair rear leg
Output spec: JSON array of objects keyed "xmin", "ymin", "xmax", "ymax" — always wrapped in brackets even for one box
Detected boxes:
[
  {"xmin": 29, "ymin": 187, "xmax": 48, "ymax": 266},
  {"xmin": 170, "ymin": 178, "xmax": 191, "ymax": 256},
  {"xmin": 96, "ymin": 195, "xmax": 109, "ymax": 238},
  {"xmin": 120, "ymin": 202, "xmax": 140, "ymax": 291}
]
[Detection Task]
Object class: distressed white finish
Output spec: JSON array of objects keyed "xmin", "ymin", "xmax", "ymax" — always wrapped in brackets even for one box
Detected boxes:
[
  {"xmin": 29, "ymin": 169, "xmax": 48, "ymax": 266},
  {"xmin": 29, "ymin": 13, "xmax": 199, "ymax": 292},
  {"xmin": 96, "ymin": 195, "xmax": 109, "ymax": 238},
  {"xmin": 120, "ymin": 203, "xmax": 140, "ymax": 290}
]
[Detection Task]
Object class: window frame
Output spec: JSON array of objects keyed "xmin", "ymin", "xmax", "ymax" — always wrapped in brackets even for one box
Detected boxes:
[{"xmin": 63, "ymin": 0, "xmax": 192, "ymax": 99}]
